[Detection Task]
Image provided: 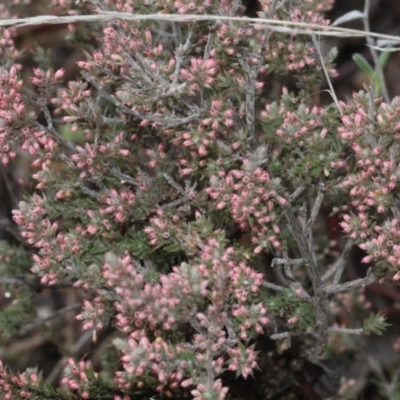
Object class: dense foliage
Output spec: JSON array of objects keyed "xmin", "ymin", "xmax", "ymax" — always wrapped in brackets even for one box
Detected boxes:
[{"xmin": 0, "ymin": 0, "xmax": 398, "ymax": 398}]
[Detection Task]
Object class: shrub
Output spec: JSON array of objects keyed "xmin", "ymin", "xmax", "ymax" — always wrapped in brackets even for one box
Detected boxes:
[{"xmin": 0, "ymin": 0, "xmax": 397, "ymax": 399}]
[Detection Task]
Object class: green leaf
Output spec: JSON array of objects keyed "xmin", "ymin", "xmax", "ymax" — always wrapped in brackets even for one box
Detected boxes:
[
  {"xmin": 378, "ymin": 48, "xmax": 392, "ymax": 69},
  {"xmin": 363, "ymin": 312, "xmax": 390, "ymax": 335},
  {"xmin": 352, "ymin": 53, "xmax": 374, "ymax": 77},
  {"xmin": 164, "ymin": 242, "xmax": 181, "ymax": 253}
]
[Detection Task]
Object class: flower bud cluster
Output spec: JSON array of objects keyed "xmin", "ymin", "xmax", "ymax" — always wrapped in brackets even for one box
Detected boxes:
[
  {"xmin": 0, "ymin": 0, "xmax": 396, "ymax": 399},
  {"xmin": 206, "ymin": 163, "xmax": 285, "ymax": 252}
]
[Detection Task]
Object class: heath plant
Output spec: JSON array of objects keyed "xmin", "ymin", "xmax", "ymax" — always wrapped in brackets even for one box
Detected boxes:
[{"xmin": 0, "ymin": 0, "xmax": 398, "ymax": 399}]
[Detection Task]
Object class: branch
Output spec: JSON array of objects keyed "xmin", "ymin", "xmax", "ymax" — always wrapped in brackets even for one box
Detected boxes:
[
  {"xmin": 84, "ymin": 73, "xmax": 199, "ymax": 128},
  {"xmin": 262, "ymin": 280, "xmax": 284, "ymax": 292},
  {"xmin": 328, "ymin": 326, "xmax": 363, "ymax": 335},
  {"xmin": 236, "ymin": 51, "xmax": 257, "ymax": 147},
  {"xmin": 289, "ymin": 185, "xmax": 306, "ymax": 201},
  {"xmin": 0, "ymin": 218, "xmax": 26, "ymax": 245},
  {"xmin": 324, "ymin": 268, "xmax": 377, "ymax": 294},
  {"xmin": 311, "ymin": 35, "xmax": 342, "ymax": 115},
  {"xmin": 18, "ymin": 303, "xmax": 82, "ymax": 336},
  {"xmin": 332, "ymin": 239, "xmax": 354, "ymax": 285},
  {"xmin": 284, "ymin": 204, "xmax": 321, "ymax": 291},
  {"xmin": 284, "ymin": 203, "xmax": 329, "ymax": 359},
  {"xmin": 307, "ymin": 183, "xmax": 326, "ymax": 230},
  {"xmin": 271, "ymin": 258, "xmax": 304, "ymax": 267}
]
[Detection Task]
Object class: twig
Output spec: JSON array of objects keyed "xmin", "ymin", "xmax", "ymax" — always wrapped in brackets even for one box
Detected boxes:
[
  {"xmin": 274, "ymin": 250, "xmax": 311, "ymax": 300},
  {"xmin": 324, "ymin": 268, "xmax": 377, "ymax": 294},
  {"xmin": 328, "ymin": 326, "xmax": 363, "ymax": 334},
  {"xmin": 109, "ymin": 167, "xmax": 139, "ymax": 186},
  {"xmin": 321, "ymin": 239, "xmax": 353, "ymax": 283},
  {"xmin": 5, "ymin": 14, "xmax": 400, "ymax": 45},
  {"xmin": 224, "ymin": 318, "xmax": 239, "ymax": 349},
  {"xmin": 0, "ymin": 218, "xmax": 25, "ymax": 244},
  {"xmin": 18, "ymin": 303, "xmax": 82, "ymax": 336},
  {"xmin": 271, "ymin": 258, "xmax": 304, "ymax": 267},
  {"xmin": 159, "ymin": 196, "xmax": 191, "ymax": 210},
  {"xmin": 284, "ymin": 204, "xmax": 329, "ymax": 359},
  {"xmin": 289, "ymin": 185, "xmax": 306, "ymax": 202},
  {"xmin": 311, "ymin": 35, "xmax": 342, "ymax": 115},
  {"xmin": 163, "ymin": 173, "xmax": 186, "ymax": 196},
  {"xmin": 84, "ymin": 73, "xmax": 199, "ymax": 127},
  {"xmin": 307, "ymin": 183, "xmax": 326, "ymax": 230},
  {"xmin": 46, "ymin": 328, "xmax": 97, "ymax": 384},
  {"xmin": 270, "ymin": 331, "xmax": 290, "ymax": 340},
  {"xmin": 332, "ymin": 239, "xmax": 354, "ymax": 285},
  {"xmin": 284, "ymin": 205, "xmax": 321, "ymax": 291},
  {"xmin": 79, "ymin": 184, "xmax": 102, "ymax": 200},
  {"xmin": 262, "ymin": 280, "xmax": 284, "ymax": 292},
  {"xmin": 39, "ymin": 119, "xmax": 75, "ymax": 153}
]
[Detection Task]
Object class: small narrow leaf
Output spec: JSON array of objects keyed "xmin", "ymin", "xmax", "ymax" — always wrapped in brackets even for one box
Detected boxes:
[
  {"xmin": 378, "ymin": 48, "xmax": 391, "ymax": 69},
  {"xmin": 352, "ymin": 53, "xmax": 374, "ymax": 76},
  {"xmin": 376, "ymin": 39, "xmax": 400, "ymax": 48},
  {"xmin": 331, "ymin": 10, "xmax": 365, "ymax": 26},
  {"xmin": 363, "ymin": 312, "xmax": 390, "ymax": 335}
]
